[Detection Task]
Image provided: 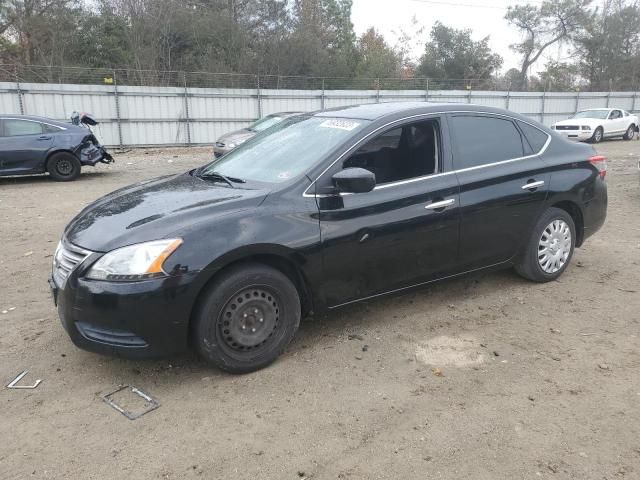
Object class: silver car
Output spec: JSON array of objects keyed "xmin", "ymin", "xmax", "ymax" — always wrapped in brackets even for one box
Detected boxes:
[{"xmin": 213, "ymin": 112, "xmax": 303, "ymax": 158}]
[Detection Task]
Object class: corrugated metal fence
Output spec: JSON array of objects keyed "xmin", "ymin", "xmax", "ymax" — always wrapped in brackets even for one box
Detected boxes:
[{"xmin": 1, "ymin": 81, "xmax": 638, "ymax": 147}]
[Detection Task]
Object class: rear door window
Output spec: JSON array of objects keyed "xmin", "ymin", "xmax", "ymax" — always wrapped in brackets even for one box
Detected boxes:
[
  {"xmin": 4, "ymin": 119, "xmax": 44, "ymax": 136},
  {"xmin": 449, "ymin": 115, "xmax": 525, "ymax": 169}
]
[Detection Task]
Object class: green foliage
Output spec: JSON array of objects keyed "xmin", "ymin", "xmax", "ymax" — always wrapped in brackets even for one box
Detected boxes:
[{"xmin": 416, "ymin": 22, "xmax": 502, "ymax": 83}]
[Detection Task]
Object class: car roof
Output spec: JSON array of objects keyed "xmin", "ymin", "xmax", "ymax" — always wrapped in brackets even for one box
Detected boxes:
[
  {"xmin": 0, "ymin": 114, "xmax": 71, "ymax": 128},
  {"xmin": 268, "ymin": 112, "xmax": 304, "ymax": 117},
  {"xmin": 311, "ymin": 101, "xmax": 540, "ymax": 123}
]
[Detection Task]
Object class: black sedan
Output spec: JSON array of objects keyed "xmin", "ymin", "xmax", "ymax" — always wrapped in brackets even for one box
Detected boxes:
[
  {"xmin": 50, "ymin": 102, "xmax": 608, "ymax": 373},
  {"xmin": 0, "ymin": 114, "xmax": 112, "ymax": 181}
]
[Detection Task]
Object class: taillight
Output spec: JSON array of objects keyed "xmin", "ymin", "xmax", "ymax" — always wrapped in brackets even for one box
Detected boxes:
[{"xmin": 589, "ymin": 155, "xmax": 607, "ymax": 178}]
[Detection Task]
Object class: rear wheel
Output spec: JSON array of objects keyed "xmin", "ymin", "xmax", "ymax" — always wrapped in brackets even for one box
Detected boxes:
[
  {"xmin": 515, "ymin": 207, "xmax": 576, "ymax": 282},
  {"xmin": 193, "ymin": 263, "xmax": 301, "ymax": 373},
  {"xmin": 590, "ymin": 127, "xmax": 603, "ymax": 143},
  {"xmin": 47, "ymin": 152, "xmax": 81, "ymax": 181},
  {"xmin": 623, "ymin": 124, "xmax": 635, "ymax": 140}
]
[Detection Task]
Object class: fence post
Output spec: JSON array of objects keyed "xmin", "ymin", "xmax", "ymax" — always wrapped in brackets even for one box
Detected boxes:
[
  {"xmin": 574, "ymin": 91, "xmax": 580, "ymax": 115},
  {"xmin": 633, "ymin": 90, "xmax": 638, "ymax": 113},
  {"xmin": 376, "ymin": 78, "xmax": 380, "ymax": 103},
  {"xmin": 540, "ymin": 85, "xmax": 546, "ymax": 124},
  {"xmin": 506, "ymin": 88, "xmax": 510, "ymax": 110},
  {"xmin": 113, "ymin": 70, "xmax": 124, "ymax": 150},
  {"xmin": 425, "ymin": 78, "xmax": 429, "ymax": 103},
  {"xmin": 467, "ymin": 84, "xmax": 472, "ymax": 104},
  {"xmin": 256, "ymin": 75, "xmax": 263, "ymax": 118},
  {"xmin": 14, "ymin": 65, "xmax": 24, "ymax": 115},
  {"xmin": 321, "ymin": 78, "xmax": 326, "ymax": 110},
  {"xmin": 606, "ymin": 88, "xmax": 611, "ymax": 108},
  {"xmin": 183, "ymin": 72, "xmax": 191, "ymax": 146}
]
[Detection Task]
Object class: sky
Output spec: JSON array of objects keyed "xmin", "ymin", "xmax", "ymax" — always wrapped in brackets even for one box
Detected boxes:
[{"xmin": 350, "ymin": 0, "xmax": 567, "ymax": 75}]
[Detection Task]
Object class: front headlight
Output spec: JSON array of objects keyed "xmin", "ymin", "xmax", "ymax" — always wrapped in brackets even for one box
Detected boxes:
[
  {"xmin": 581, "ymin": 125, "xmax": 591, "ymax": 130},
  {"xmin": 86, "ymin": 239, "xmax": 182, "ymax": 281}
]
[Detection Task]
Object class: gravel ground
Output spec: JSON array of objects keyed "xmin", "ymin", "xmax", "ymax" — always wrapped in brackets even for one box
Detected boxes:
[{"xmin": 0, "ymin": 140, "xmax": 639, "ymax": 480}]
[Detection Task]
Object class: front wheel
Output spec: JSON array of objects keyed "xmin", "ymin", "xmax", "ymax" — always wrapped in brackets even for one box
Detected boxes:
[
  {"xmin": 590, "ymin": 127, "xmax": 603, "ymax": 143},
  {"xmin": 515, "ymin": 207, "xmax": 576, "ymax": 282},
  {"xmin": 623, "ymin": 124, "xmax": 636, "ymax": 140},
  {"xmin": 193, "ymin": 263, "xmax": 301, "ymax": 373}
]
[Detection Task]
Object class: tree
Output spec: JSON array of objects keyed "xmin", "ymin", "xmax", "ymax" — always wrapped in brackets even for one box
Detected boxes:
[
  {"xmin": 354, "ymin": 27, "xmax": 401, "ymax": 78},
  {"xmin": 573, "ymin": 0, "xmax": 640, "ymax": 90},
  {"xmin": 505, "ymin": 0, "xmax": 590, "ymax": 90},
  {"xmin": 416, "ymin": 21, "xmax": 503, "ymax": 86}
]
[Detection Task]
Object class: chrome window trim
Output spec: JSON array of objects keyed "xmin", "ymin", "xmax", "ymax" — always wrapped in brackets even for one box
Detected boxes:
[
  {"xmin": 0, "ymin": 117, "xmax": 67, "ymax": 132},
  {"xmin": 303, "ymin": 110, "xmax": 551, "ymax": 198}
]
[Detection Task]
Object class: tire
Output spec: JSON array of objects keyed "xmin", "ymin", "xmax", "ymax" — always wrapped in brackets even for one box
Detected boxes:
[
  {"xmin": 590, "ymin": 127, "xmax": 603, "ymax": 143},
  {"xmin": 623, "ymin": 124, "xmax": 635, "ymax": 140},
  {"xmin": 47, "ymin": 152, "xmax": 81, "ymax": 181},
  {"xmin": 193, "ymin": 263, "xmax": 301, "ymax": 373},
  {"xmin": 515, "ymin": 207, "xmax": 576, "ymax": 283}
]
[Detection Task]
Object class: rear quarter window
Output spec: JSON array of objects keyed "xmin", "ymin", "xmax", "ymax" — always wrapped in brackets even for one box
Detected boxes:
[{"xmin": 517, "ymin": 121, "xmax": 549, "ymax": 153}]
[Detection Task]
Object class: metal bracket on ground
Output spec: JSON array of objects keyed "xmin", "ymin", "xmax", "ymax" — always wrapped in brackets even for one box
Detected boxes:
[
  {"xmin": 6, "ymin": 370, "xmax": 42, "ymax": 389},
  {"xmin": 101, "ymin": 385, "xmax": 160, "ymax": 420}
]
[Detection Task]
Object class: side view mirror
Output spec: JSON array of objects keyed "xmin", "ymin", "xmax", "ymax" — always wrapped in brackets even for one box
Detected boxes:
[{"xmin": 332, "ymin": 167, "xmax": 376, "ymax": 194}]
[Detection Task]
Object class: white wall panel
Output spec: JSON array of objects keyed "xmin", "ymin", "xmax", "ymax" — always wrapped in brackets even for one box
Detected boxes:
[{"xmin": 0, "ymin": 81, "xmax": 638, "ymax": 146}]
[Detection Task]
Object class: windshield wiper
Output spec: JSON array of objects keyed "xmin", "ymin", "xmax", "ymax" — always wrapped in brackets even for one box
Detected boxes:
[{"xmin": 197, "ymin": 170, "xmax": 245, "ymax": 187}]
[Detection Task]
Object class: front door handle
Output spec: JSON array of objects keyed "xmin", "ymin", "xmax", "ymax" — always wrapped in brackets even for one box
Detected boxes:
[
  {"xmin": 37, "ymin": 135, "xmax": 52, "ymax": 141},
  {"xmin": 521, "ymin": 180, "xmax": 545, "ymax": 191},
  {"xmin": 425, "ymin": 198, "xmax": 455, "ymax": 210}
]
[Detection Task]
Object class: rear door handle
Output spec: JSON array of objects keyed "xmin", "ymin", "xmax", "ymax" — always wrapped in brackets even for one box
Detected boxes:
[
  {"xmin": 521, "ymin": 180, "xmax": 545, "ymax": 190},
  {"xmin": 425, "ymin": 198, "xmax": 455, "ymax": 210}
]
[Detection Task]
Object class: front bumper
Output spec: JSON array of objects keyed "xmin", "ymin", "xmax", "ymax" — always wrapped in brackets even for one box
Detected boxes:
[
  {"xmin": 213, "ymin": 146, "xmax": 233, "ymax": 159},
  {"xmin": 554, "ymin": 129, "xmax": 592, "ymax": 141},
  {"xmin": 50, "ymin": 270, "xmax": 202, "ymax": 359}
]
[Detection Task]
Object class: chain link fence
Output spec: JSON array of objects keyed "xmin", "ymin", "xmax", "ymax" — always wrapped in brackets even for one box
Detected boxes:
[{"xmin": 0, "ymin": 64, "xmax": 511, "ymax": 91}]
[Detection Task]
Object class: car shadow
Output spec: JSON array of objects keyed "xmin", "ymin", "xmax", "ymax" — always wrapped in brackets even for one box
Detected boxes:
[
  {"xmin": 86, "ymin": 266, "xmax": 530, "ymax": 385},
  {"xmin": 0, "ymin": 170, "xmax": 117, "ymax": 185}
]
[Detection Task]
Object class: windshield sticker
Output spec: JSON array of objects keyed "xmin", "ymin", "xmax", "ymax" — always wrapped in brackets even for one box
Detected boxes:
[{"xmin": 319, "ymin": 119, "xmax": 361, "ymax": 131}]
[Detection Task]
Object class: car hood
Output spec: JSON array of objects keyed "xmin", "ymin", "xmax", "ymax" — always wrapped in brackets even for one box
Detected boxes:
[
  {"xmin": 554, "ymin": 118, "xmax": 602, "ymax": 127},
  {"xmin": 64, "ymin": 173, "xmax": 269, "ymax": 252},
  {"xmin": 217, "ymin": 129, "xmax": 255, "ymax": 146}
]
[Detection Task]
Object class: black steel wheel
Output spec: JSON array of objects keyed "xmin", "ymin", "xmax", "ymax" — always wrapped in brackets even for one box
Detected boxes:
[
  {"xmin": 193, "ymin": 263, "xmax": 301, "ymax": 373},
  {"xmin": 47, "ymin": 152, "xmax": 81, "ymax": 181}
]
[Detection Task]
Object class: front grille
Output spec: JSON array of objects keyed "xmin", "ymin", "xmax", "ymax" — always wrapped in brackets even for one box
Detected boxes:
[
  {"xmin": 53, "ymin": 241, "xmax": 91, "ymax": 285},
  {"xmin": 555, "ymin": 125, "xmax": 579, "ymax": 131}
]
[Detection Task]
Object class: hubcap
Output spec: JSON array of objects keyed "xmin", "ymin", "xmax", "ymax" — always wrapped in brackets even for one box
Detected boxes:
[
  {"xmin": 595, "ymin": 130, "xmax": 602, "ymax": 141},
  {"xmin": 218, "ymin": 287, "xmax": 279, "ymax": 351},
  {"xmin": 57, "ymin": 159, "xmax": 73, "ymax": 175},
  {"xmin": 538, "ymin": 219, "xmax": 572, "ymax": 274}
]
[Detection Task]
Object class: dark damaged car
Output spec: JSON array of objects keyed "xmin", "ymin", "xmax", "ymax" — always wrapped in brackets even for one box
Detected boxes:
[{"xmin": 0, "ymin": 114, "xmax": 112, "ymax": 181}]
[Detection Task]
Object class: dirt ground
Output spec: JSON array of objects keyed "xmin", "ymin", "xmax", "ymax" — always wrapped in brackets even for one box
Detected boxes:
[{"xmin": 1, "ymin": 140, "xmax": 639, "ymax": 480}]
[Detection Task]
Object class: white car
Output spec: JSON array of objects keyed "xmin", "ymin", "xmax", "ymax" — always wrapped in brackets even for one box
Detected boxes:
[{"xmin": 552, "ymin": 108, "xmax": 638, "ymax": 143}]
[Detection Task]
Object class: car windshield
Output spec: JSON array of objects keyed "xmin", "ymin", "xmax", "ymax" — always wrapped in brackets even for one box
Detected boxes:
[
  {"xmin": 572, "ymin": 110, "xmax": 609, "ymax": 120},
  {"xmin": 248, "ymin": 115, "xmax": 285, "ymax": 132},
  {"xmin": 200, "ymin": 116, "xmax": 369, "ymax": 184}
]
